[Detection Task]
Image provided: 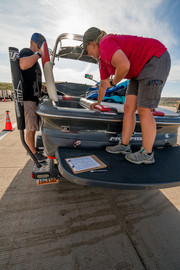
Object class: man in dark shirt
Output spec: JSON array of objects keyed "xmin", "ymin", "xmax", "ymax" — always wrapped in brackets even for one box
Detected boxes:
[{"xmin": 19, "ymin": 33, "xmax": 46, "ymax": 162}]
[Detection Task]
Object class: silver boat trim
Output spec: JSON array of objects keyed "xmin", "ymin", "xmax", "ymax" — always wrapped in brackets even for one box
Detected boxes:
[
  {"xmin": 37, "ymin": 111, "xmax": 121, "ymax": 122},
  {"xmin": 51, "ymin": 33, "xmax": 83, "ymax": 67},
  {"xmin": 155, "ymin": 121, "xmax": 180, "ymax": 125},
  {"xmin": 37, "ymin": 110, "xmax": 180, "ymax": 125}
]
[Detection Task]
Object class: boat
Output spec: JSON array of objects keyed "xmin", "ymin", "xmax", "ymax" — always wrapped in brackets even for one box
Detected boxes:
[
  {"xmin": 8, "ymin": 34, "xmax": 180, "ymax": 189},
  {"xmin": 37, "ymin": 33, "xmax": 180, "ymax": 158}
]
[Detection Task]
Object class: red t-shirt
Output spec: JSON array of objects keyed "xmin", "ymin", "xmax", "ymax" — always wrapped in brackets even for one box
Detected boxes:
[{"xmin": 99, "ymin": 34, "xmax": 167, "ymax": 80}]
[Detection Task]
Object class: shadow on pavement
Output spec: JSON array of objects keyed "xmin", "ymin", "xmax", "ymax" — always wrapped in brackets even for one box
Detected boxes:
[{"xmin": 0, "ymin": 160, "xmax": 180, "ymax": 270}]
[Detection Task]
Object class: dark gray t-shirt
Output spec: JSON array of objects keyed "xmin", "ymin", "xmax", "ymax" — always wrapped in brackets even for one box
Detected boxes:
[{"xmin": 19, "ymin": 48, "xmax": 42, "ymax": 102}]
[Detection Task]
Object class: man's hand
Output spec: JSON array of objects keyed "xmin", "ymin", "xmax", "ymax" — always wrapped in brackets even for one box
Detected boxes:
[
  {"xmin": 39, "ymin": 47, "xmax": 42, "ymax": 55},
  {"xmin": 90, "ymin": 102, "xmax": 99, "ymax": 110},
  {"xmin": 41, "ymin": 85, "xmax": 47, "ymax": 94}
]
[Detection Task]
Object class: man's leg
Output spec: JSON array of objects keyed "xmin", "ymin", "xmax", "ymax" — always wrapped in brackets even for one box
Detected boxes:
[
  {"xmin": 121, "ymin": 95, "xmax": 137, "ymax": 145},
  {"xmin": 24, "ymin": 101, "xmax": 46, "ymax": 162},
  {"xmin": 138, "ymin": 107, "xmax": 156, "ymax": 153},
  {"xmin": 106, "ymin": 94, "xmax": 137, "ymax": 154},
  {"xmin": 26, "ymin": 130, "xmax": 36, "ymax": 154}
]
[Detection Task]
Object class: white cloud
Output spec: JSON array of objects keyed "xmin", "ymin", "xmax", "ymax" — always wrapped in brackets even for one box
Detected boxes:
[
  {"xmin": 0, "ymin": 64, "xmax": 11, "ymax": 82},
  {"xmin": 168, "ymin": 63, "xmax": 180, "ymax": 82},
  {"xmin": 0, "ymin": 0, "xmax": 180, "ymax": 98},
  {"xmin": 40, "ymin": 0, "xmax": 54, "ymax": 5}
]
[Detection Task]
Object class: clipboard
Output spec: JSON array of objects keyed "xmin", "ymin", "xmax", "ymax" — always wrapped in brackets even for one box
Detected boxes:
[{"xmin": 65, "ymin": 155, "xmax": 107, "ymax": 174}]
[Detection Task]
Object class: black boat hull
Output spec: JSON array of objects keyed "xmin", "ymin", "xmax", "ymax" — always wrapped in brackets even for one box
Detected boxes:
[{"xmin": 37, "ymin": 95, "xmax": 180, "ymax": 157}]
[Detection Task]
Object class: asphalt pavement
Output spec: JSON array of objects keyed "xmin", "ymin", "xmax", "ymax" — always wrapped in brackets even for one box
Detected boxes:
[{"xmin": 0, "ymin": 100, "xmax": 180, "ymax": 270}]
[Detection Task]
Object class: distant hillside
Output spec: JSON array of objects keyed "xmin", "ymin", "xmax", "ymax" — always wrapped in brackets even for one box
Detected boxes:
[
  {"xmin": 0, "ymin": 82, "xmax": 46, "ymax": 91},
  {"xmin": 159, "ymin": 97, "xmax": 180, "ymax": 107},
  {"xmin": 0, "ymin": 82, "xmax": 13, "ymax": 91},
  {"xmin": 0, "ymin": 82, "xmax": 180, "ymax": 107}
]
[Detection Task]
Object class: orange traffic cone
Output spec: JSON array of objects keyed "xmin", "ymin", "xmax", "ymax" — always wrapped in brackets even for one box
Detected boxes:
[{"xmin": 3, "ymin": 111, "xmax": 13, "ymax": 131}]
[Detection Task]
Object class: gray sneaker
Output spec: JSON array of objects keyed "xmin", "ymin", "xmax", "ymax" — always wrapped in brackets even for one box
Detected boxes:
[
  {"xmin": 106, "ymin": 141, "xmax": 132, "ymax": 154},
  {"xmin": 34, "ymin": 152, "xmax": 47, "ymax": 163},
  {"xmin": 125, "ymin": 146, "xmax": 155, "ymax": 164}
]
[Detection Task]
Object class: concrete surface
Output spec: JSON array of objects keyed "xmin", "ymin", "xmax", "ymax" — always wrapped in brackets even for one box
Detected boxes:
[{"xmin": 0, "ymin": 101, "xmax": 180, "ymax": 270}]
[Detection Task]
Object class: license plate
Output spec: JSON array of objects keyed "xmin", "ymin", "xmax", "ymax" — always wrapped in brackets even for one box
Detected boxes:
[{"xmin": 36, "ymin": 177, "xmax": 59, "ymax": 186}]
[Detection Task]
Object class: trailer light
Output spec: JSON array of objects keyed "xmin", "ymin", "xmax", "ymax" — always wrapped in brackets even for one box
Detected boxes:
[
  {"xmin": 36, "ymin": 174, "xmax": 50, "ymax": 179},
  {"xmin": 32, "ymin": 173, "xmax": 50, "ymax": 179},
  {"xmin": 47, "ymin": 155, "xmax": 56, "ymax": 159}
]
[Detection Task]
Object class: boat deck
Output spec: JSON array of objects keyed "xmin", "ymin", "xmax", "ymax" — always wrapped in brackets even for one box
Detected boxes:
[{"xmin": 56, "ymin": 146, "xmax": 180, "ymax": 190}]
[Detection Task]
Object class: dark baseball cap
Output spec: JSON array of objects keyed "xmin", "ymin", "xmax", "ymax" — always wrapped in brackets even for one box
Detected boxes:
[
  {"xmin": 80, "ymin": 27, "xmax": 101, "ymax": 50},
  {"xmin": 31, "ymin": 33, "xmax": 46, "ymax": 48}
]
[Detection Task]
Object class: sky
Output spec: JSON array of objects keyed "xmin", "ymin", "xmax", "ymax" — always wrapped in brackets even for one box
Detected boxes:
[{"xmin": 0, "ymin": 0, "xmax": 180, "ymax": 97}]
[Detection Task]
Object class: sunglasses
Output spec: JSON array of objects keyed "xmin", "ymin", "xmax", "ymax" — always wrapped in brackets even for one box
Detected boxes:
[{"xmin": 80, "ymin": 42, "xmax": 90, "ymax": 50}]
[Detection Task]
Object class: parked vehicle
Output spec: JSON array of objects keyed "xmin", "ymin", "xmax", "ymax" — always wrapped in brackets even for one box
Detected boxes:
[{"xmin": 0, "ymin": 89, "xmax": 13, "ymax": 100}]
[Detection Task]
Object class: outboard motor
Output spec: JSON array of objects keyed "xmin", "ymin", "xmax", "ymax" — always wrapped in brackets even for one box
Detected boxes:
[{"xmin": 8, "ymin": 47, "xmax": 41, "ymax": 167}]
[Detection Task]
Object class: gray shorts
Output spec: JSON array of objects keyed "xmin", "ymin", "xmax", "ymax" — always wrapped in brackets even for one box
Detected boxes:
[
  {"xmin": 24, "ymin": 101, "xmax": 40, "ymax": 131},
  {"xmin": 126, "ymin": 51, "xmax": 171, "ymax": 108}
]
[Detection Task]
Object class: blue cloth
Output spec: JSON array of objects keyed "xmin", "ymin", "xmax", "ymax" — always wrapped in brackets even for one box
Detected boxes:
[
  {"xmin": 85, "ymin": 80, "xmax": 129, "ymax": 103},
  {"xmin": 105, "ymin": 80, "xmax": 129, "ymax": 97},
  {"xmin": 103, "ymin": 96, "xmax": 126, "ymax": 104}
]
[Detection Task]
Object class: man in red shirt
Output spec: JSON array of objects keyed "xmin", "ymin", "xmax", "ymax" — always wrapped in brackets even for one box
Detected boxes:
[{"xmin": 81, "ymin": 27, "xmax": 171, "ymax": 164}]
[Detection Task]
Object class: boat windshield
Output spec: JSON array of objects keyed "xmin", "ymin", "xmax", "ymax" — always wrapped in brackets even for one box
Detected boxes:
[
  {"xmin": 50, "ymin": 34, "xmax": 100, "ymax": 86},
  {"xmin": 53, "ymin": 57, "xmax": 99, "ymax": 86}
]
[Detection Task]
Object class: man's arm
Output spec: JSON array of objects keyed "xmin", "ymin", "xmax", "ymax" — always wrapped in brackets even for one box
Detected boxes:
[
  {"xmin": 90, "ymin": 79, "xmax": 109, "ymax": 110},
  {"xmin": 19, "ymin": 53, "xmax": 40, "ymax": 70},
  {"xmin": 97, "ymin": 79, "xmax": 110, "ymax": 104},
  {"xmin": 90, "ymin": 49, "xmax": 130, "ymax": 110},
  {"xmin": 110, "ymin": 49, "xmax": 130, "ymax": 85}
]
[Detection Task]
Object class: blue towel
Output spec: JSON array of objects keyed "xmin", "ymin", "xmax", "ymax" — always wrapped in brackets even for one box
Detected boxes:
[
  {"xmin": 103, "ymin": 96, "xmax": 126, "ymax": 104},
  {"xmin": 85, "ymin": 80, "xmax": 129, "ymax": 101}
]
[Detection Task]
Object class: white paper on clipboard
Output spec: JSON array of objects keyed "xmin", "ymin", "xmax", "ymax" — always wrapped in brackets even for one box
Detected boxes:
[{"xmin": 65, "ymin": 155, "xmax": 107, "ymax": 174}]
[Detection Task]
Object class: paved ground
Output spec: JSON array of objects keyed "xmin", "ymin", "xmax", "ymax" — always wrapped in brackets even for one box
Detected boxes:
[{"xmin": 0, "ymin": 101, "xmax": 180, "ymax": 270}]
